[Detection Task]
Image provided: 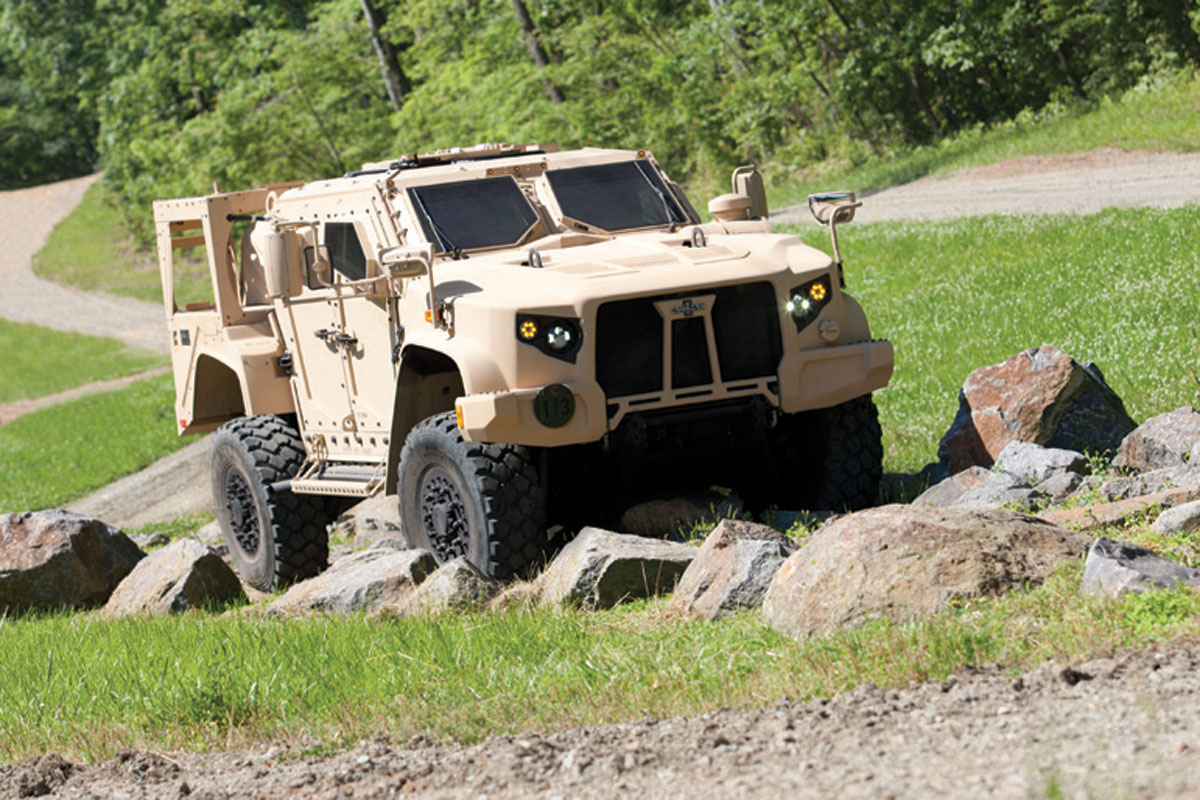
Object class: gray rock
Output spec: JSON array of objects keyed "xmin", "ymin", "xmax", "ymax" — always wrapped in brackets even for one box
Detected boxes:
[
  {"xmin": 391, "ymin": 557, "xmax": 500, "ymax": 616},
  {"xmin": 1191, "ymin": 440, "xmax": 1200, "ymax": 465},
  {"xmin": 762, "ymin": 505, "xmax": 1090, "ymax": 638},
  {"xmin": 267, "ymin": 546, "xmax": 436, "ymax": 616},
  {"xmin": 1081, "ymin": 537, "xmax": 1200, "ymax": 598},
  {"xmin": 912, "ymin": 466, "xmax": 992, "ymax": 507},
  {"xmin": 538, "ymin": 527, "xmax": 696, "ymax": 608},
  {"xmin": 0, "ymin": 510, "xmax": 145, "ymax": 614},
  {"xmin": 951, "ymin": 471, "xmax": 1046, "ymax": 511},
  {"xmin": 665, "ymin": 519, "xmax": 797, "ymax": 620},
  {"xmin": 104, "ymin": 539, "xmax": 244, "ymax": 616},
  {"xmin": 194, "ymin": 520, "xmax": 223, "ymax": 546},
  {"xmin": 1150, "ymin": 500, "xmax": 1200, "ymax": 535},
  {"xmin": 993, "ymin": 441, "xmax": 1087, "ymax": 484},
  {"xmin": 616, "ymin": 490, "xmax": 743, "ymax": 537},
  {"xmin": 1092, "ymin": 464, "xmax": 1200, "ymax": 502},
  {"xmin": 1038, "ymin": 470, "xmax": 1083, "ymax": 500},
  {"xmin": 336, "ymin": 494, "xmax": 404, "ymax": 549},
  {"xmin": 1113, "ymin": 407, "xmax": 1200, "ymax": 471},
  {"xmin": 129, "ymin": 532, "xmax": 171, "ymax": 550}
]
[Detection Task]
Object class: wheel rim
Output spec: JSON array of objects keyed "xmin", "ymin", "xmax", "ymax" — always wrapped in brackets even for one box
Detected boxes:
[
  {"xmin": 224, "ymin": 470, "xmax": 260, "ymax": 557},
  {"xmin": 419, "ymin": 467, "xmax": 470, "ymax": 560}
]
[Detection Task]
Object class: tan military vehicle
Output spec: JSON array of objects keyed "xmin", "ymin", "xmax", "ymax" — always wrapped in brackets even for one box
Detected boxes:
[{"xmin": 154, "ymin": 143, "xmax": 892, "ymax": 589}]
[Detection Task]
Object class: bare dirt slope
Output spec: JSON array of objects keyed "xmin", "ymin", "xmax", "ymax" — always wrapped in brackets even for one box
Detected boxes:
[
  {"xmin": 772, "ymin": 147, "xmax": 1200, "ymax": 225},
  {"xmin": 6, "ymin": 643, "xmax": 1199, "ymax": 799},
  {"xmin": 0, "ymin": 174, "xmax": 168, "ymax": 354},
  {"xmin": 0, "ymin": 175, "xmax": 209, "ymax": 527}
]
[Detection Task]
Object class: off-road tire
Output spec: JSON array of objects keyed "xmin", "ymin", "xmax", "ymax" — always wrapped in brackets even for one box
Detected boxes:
[
  {"xmin": 211, "ymin": 415, "xmax": 329, "ymax": 591},
  {"xmin": 398, "ymin": 411, "xmax": 546, "ymax": 580},
  {"xmin": 810, "ymin": 394, "xmax": 884, "ymax": 511},
  {"xmin": 757, "ymin": 394, "xmax": 883, "ymax": 513}
]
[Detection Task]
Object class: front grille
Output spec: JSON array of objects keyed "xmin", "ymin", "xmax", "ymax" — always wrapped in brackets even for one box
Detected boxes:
[{"xmin": 595, "ymin": 282, "xmax": 782, "ymax": 399}]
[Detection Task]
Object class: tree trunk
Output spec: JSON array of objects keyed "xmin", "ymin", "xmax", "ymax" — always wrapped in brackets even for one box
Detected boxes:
[
  {"xmin": 511, "ymin": 0, "xmax": 565, "ymax": 104},
  {"xmin": 359, "ymin": 0, "xmax": 412, "ymax": 111}
]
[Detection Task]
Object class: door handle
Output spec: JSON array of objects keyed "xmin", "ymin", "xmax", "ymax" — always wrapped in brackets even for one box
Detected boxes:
[
  {"xmin": 334, "ymin": 333, "xmax": 358, "ymax": 347},
  {"xmin": 314, "ymin": 328, "xmax": 333, "ymax": 342}
]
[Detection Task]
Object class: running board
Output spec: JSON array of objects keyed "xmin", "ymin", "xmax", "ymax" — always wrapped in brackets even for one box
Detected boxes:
[{"xmin": 287, "ymin": 465, "xmax": 384, "ymax": 498}]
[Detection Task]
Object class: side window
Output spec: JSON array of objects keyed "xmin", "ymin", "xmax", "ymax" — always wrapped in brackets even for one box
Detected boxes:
[{"xmin": 325, "ymin": 222, "xmax": 367, "ymax": 281}]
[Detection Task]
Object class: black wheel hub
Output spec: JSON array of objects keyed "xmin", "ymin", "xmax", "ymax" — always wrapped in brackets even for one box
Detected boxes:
[
  {"xmin": 420, "ymin": 467, "xmax": 469, "ymax": 560},
  {"xmin": 224, "ymin": 470, "xmax": 260, "ymax": 556}
]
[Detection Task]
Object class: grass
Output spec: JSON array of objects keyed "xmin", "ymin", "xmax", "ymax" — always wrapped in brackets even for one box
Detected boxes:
[
  {"xmin": 1, "ymin": 558, "xmax": 1197, "ymax": 763},
  {"xmin": 769, "ymin": 69, "xmax": 1200, "ymax": 208},
  {"xmin": 32, "ymin": 180, "xmax": 211, "ymax": 307},
  {"xmin": 0, "ymin": 319, "xmax": 163, "ymax": 404},
  {"xmin": 783, "ymin": 204, "xmax": 1200, "ymax": 473},
  {"xmin": 0, "ymin": 374, "xmax": 192, "ymax": 512}
]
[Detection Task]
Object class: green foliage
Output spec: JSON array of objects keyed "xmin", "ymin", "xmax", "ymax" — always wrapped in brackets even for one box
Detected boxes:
[
  {"xmin": 128, "ymin": 511, "xmax": 215, "ymax": 548},
  {"xmin": 4, "ymin": 0, "xmax": 1199, "ymax": 233},
  {"xmin": 32, "ymin": 181, "xmax": 210, "ymax": 305},
  {"xmin": 0, "ymin": 319, "xmax": 162, "ymax": 404},
  {"xmin": 0, "ymin": 375, "xmax": 190, "ymax": 512},
  {"xmin": 1119, "ymin": 585, "xmax": 1200, "ymax": 636},
  {"xmin": 784, "ymin": 205, "xmax": 1200, "ymax": 473}
]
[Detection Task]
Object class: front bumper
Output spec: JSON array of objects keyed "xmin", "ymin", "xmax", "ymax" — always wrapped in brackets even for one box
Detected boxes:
[{"xmin": 456, "ymin": 339, "xmax": 894, "ymax": 446}]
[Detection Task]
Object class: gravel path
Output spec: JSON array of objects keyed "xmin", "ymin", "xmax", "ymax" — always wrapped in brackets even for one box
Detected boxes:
[
  {"xmin": 772, "ymin": 147, "xmax": 1200, "ymax": 225},
  {"xmin": 0, "ymin": 174, "xmax": 168, "ymax": 354},
  {"xmin": 6, "ymin": 642, "xmax": 1199, "ymax": 799}
]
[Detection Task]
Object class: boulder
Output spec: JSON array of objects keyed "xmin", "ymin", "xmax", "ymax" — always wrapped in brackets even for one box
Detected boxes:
[
  {"xmin": 333, "ymin": 494, "xmax": 404, "ymax": 549},
  {"xmin": 389, "ymin": 557, "xmax": 500, "ymax": 616},
  {"xmin": 1113, "ymin": 407, "xmax": 1200, "ymax": 471},
  {"xmin": 1150, "ymin": 500, "xmax": 1200, "ymax": 536},
  {"xmin": 104, "ymin": 539, "xmax": 245, "ymax": 616},
  {"xmin": 1081, "ymin": 537, "xmax": 1200, "ymax": 598},
  {"xmin": 665, "ymin": 519, "xmax": 797, "ymax": 620},
  {"xmin": 1038, "ymin": 486, "xmax": 1200, "ymax": 532},
  {"xmin": 1038, "ymin": 470, "xmax": 1083, "ymax": 500},
  {"xmin": 950, "ymin": 471, "xmax": 1046, "ymax": 511},
  {"xmin": 0, "ymin": 510, "xmax": 144, "ymax": 614},
  {"xmin": 194, "ymin": 520, "xmax": 224, "ymax": 547},
  {"xmin": 912, "ymin": 466, "xmax": 991, "ymax": 507},
  {"xmin": 267, "ymin": 540, "xmax": 436, "ymax": 616},
  {"xmin": 762, "ymin": 505, "xmax": 1089, "ymax": 638},
  {"xmin": 538, "ymin": 527, "xmax": 696, "ymax": 608},
  {"xmin": 937, "ymin": 346, "xmax": 1136, "ymax": 474},
  {"xmin": 1191, "ymin": 440, "xmax": 1200, "ymax": 465},
  {"xmin": 616, "ymin": 490, "xmax": 743, "ymax": 536},
  {"xmin": 1075, "ymin": 464, "xmax": 1200, "ymax": 504},
  {"xmin": 993, "ymin": 441, "xmax": 1087, "ymax": 484}
]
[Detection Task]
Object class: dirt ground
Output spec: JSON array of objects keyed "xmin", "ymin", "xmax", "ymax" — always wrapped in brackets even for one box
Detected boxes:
[
  {"xmin": 771, "ymin": 147, "xmax": 1200, "ymax": 225},
  {"xmin": 4, "ymin": 641, "xmax": 1199, "ymax": 799}
]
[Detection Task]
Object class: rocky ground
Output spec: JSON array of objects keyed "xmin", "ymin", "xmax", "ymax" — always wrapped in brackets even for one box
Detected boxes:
[{"xmin": 5, "ymin": 642, "xmax": 1200, "ymax": 799}]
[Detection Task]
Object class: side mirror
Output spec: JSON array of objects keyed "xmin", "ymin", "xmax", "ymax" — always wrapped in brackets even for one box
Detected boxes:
[
  {"xmin": 807, "ymin": 191, "xmax": 860, "ymax": 225},
  {"xmin": 379, "ymin": 245, "xmax": 432, "ymax": 278}
]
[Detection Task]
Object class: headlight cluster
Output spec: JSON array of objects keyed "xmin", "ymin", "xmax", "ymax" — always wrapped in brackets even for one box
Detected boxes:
[
  {"xmin": 516, "ymin": 314, "xmax": 583, "ymax": 362},
  {"xmin": 786, "ymin": 275, "xmax": 832, "ymax": 332}
]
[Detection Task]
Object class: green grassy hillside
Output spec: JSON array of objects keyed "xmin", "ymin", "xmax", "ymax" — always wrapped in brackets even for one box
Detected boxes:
[{"xmin": 787, "ymin": 205, "xmax": 1200, "ymax": 472}]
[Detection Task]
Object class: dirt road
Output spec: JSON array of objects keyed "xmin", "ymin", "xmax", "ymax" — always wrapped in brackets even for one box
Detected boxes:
[
  {"xmin": 6, "ymin": 642, "xmax": 1199, "ymax": 799},
  {"xmin": 772, "ymin": 147, "xmax": 1200, "ymax": 225}
]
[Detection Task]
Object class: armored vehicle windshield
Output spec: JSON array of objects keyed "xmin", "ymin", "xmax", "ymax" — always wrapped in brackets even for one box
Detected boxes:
[
  {"xmin": 409, "ymin": 176, "xmax": 539, "ymax": 253},
  {"xmin": 546, "ymin": 159, "xmax": 690, "ymax": 232}
]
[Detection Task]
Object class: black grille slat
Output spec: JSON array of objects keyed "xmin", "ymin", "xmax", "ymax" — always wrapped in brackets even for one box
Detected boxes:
[
  {"xmin": 671, "ymin": 318, "xmax": 711, "ymax": 388},
  {"xmin": 596, "ymin": 282, "xmax": 781, "ymax": 401},
  {"xmin": 712, "ymin": 283, "xmax": 782, "ymax": 381},
  {"xmin": 596, "ymin": 298, "xmax": 662, "ymax": 397}
]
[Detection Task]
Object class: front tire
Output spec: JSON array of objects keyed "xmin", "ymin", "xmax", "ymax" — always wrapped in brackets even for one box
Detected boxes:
[
  {"xmin": 211, "ymin": 415, "xmax": 330, "ymax": 591},
  {"xmin": 398, "ymin": 412, "xmax": 546, "ymax": 579}
]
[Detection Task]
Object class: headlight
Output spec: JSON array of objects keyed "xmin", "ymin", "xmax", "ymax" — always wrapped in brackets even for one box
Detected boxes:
[
  {"xmin": 516, "ymin": 314, "xmax": 583, "ymax": 362},
  {"xmin": 786, "ymin": 275, "xmax": 833, "ymax": 332}
]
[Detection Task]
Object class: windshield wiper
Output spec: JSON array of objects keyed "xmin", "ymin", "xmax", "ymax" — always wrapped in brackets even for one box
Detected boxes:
[
  {"xmin": 411, "ymin": 189, "xmax": 461, "ymax": 257},
  {"xmin": 634, "ymin": 161, "xmax": 683, "ymax": 230}
]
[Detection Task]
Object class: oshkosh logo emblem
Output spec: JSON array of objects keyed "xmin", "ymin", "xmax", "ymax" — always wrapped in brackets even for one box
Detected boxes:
[{"xmin": 670, "ymin": 298, "xmax": 707, "ymax": 317}]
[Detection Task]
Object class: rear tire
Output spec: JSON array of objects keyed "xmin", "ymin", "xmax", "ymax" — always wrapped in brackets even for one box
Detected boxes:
[
  {"xmin": 398, "ymin": 411, "xmax": 546, "ymax": 580},
  {"xmin": 211, "ymin": 415, "xmax": 330, "ymax": 591}
]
